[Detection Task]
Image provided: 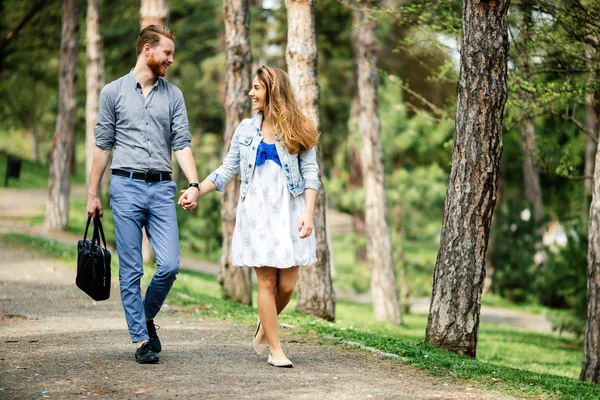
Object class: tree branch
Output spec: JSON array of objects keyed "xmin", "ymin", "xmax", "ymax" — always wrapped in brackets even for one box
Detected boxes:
[{"xmin": 0, "ymin": 0, "xmax": 51, "ymax": 52}]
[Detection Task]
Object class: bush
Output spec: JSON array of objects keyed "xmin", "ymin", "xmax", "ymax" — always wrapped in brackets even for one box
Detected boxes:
[
  {"xmin": 535, "ymin": 223, "xmax": 587, "ymax": 336},
  {"xmin": 489, "ymin": 198, "xmax": 542, "ymax": 303}
]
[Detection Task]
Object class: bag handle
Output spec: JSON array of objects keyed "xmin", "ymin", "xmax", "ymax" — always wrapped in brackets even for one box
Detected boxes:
[
  {"xmin": 92, "ymin": 211, "xmax": 108, "ymax": 250},
  {"xmin": 83, "ymin": 215, "xmax": 92, "ymax": 241}
]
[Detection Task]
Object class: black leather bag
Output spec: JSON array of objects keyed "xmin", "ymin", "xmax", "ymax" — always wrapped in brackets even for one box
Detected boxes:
[{"xmin": 76, "ymin": 214, "xmax": 111, "ymax": 301}]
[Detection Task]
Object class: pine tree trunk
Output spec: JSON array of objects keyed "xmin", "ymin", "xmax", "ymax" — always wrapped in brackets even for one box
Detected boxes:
[
  {"xmin": 86, "ymin": 0, "xmax": 105, "ymax": 187},
  {"xmin": 348, "ymin": 94, "xmax": 367, "ymax": 264},
  {"xmin": 286, "ymin": 0, "xmax": 335, "ymax": 321},
  {"xmin": 140, "ymin": 0, "xmax": 168, "ymax": 29},
  {"xmin": 353, "ymin": 1, "xmax": 402, "ymax": 325},
  {"xmin": 520, "ymin": 118, "xmax": 543, "ymax": 220},
  {"xmin": 45, "ymin": 0, "xmax": 79, "ymax": 231},
  {"xmin": 581, "ymin": 44, "xmax": 600, "ymax": 384},
  {"xmin": 519, "ymin": 1, "xmax": 543, "ymax": 223},
  {"xmin": 425, "ymin": 0, "xmax": 509, "ymax": 358},
  {"xmin": 584, "ymin": 48, "xmax": 598, "ymax": 221},
  {"xmin": 218, "ymin": 0, "xmax": 253, "ymax": 305},
  {"xmin": 582, "ymin": 111, "xmax": 600, "ymax": 383}
]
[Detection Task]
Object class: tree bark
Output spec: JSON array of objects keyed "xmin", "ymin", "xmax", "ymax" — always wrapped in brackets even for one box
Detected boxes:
[
  {"xmin": 86, "ymin": 0, "xmax": 105, "ymax": 187},
  {"xmin": 45, "ymin": 0, "xmax": 79, "ymax": 231},
  {"xmin": 519, "ymin": 0, "xmax": 543, "ymax": 223},
  {"xmin": 425, "ymin": 0, "xmax": 509, "ymax": 358},
  {"xmin": 140, "ymin": 0, "xmax": 168, "ymax": 29},
  {"xmin": 219, "ymin": 0, "xmax": 253, "ymax": 305},
  {"xmin": 520, "ymin": 117, "xmax": 543, "ymax": 221},
  {"xmin": 582, "ymin": 102, "xmax": 600, "ymax": 383},
  {"xmin": 584, "ymin": 47, "xmax": 599, "ymax": 221},
  {"xmin": 348, "ymin": 94, "xmax": 367, "ymax": 264},
  {"xmin": 353, "ymin": 1, "xmax": 402, "ymax": 325},
  {"xmin": 286, "ymin": 0, "xmax": 335, "ymax": 321},
  {"xmin": 581, "ymin": 43, "xmax": 600, "ymax": 384}
]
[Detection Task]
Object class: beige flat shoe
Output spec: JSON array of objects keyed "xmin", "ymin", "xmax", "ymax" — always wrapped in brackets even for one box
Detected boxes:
[
  {"xmin": 268, "ymin": 355, "xmax": 293, "ymax": 368},
  {"xmin": 252, "ymin": 320, "xmax": 266, "ymax": 356}
]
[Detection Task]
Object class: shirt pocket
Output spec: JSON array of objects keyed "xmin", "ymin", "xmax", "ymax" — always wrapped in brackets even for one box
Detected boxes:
[
  {"xmin": 237, "ymin": 135, "xmax": 253, "ymax": 160},
  {"xmin": 238, "ymin": 135, "xmax": 253, "ymax": 146}
]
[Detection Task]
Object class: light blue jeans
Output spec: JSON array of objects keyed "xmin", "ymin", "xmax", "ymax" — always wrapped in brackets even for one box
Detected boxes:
[{"xmin": 109, "ymin": 175, "xmax": 180, "ymax": 343}]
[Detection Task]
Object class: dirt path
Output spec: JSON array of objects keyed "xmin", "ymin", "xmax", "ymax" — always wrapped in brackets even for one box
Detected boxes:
[{"xmin": 0, "ymin": 240, "xmax": 515, "ymax": 399}]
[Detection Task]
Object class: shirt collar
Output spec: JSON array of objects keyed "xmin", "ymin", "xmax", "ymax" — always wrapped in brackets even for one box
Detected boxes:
[
  {"xmin": 127, "ymin": 69, "xmax": 161, "ymax": 89},
  {"xmin": 251, "ymin": 111, "xmax": 263, "ymax": 129}
]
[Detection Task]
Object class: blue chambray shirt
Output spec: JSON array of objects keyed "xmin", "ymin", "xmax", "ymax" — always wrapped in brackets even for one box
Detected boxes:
[{"xmin": 94, "ymin": 70, "xmax": 192, "ymax": 173}]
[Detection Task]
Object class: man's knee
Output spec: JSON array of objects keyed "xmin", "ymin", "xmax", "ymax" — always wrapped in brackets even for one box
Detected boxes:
[{"xmin": 156, "ymin": 260, "xmax": 179, "ymax": 279}]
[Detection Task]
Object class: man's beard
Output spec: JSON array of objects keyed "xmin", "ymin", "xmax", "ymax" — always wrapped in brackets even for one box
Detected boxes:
[{"xmin": 147, "ymin": 54, "xmax": 166, "ymax": 77}]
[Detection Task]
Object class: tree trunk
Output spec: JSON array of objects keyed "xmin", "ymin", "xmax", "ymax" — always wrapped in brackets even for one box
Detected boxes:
[
  {"xmin": 353, "ymin": 1, "xmax": 402, "ymax": 325},
  {"xmin": 29, "ymin": 126, "xmax": 39, "ymax": 162},
  {"xmin": 140, "ymin": 0, "xmax": 168, "ymax": 263},
  {"xmin": 520, "ymin": 117, "xmax": 543, "ymax": 221},
  {"xmin": 140, "ymin": 0, "xmax": 168, "ymax": 29},
  {"xmin": 218, "ymin": 0, "xmax": 253, "ymax": 305},
  {"xmin": 86, "ymin": 0, "xmax": 105, "ymax": 187},
  {"xmin": 519, "ymin": 1, "xmax": 543, "ymax": 223},
  {"xmin": 581, "ymin": 89, "xmax": 600, "ymax": 383},
  {"xmin": 584, "ymin": 47, "xmax": 599, "ymax": 221},
  {"xmin": 45, "ymin": 0, "xmax": 79, "ymax": 231},
  {"xmin": 286, "ymin": 0, "xmax": 335, "ymax": 321},
  {"xmin": 581, "ymin": 43, "xmax": 600, "ymax": 384},
  {"xmin": 348, "ymin": 94, "xmax": 367, "ymax": 264},
  {"xmin": 425, "ymin": 0, "xmax": 509, "ymax": 358}
]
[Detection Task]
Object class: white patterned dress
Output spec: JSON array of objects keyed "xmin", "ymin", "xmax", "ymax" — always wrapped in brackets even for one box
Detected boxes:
[{"xmin": 231, "ymin": 142, "xmax": 317, "ymax": 269}]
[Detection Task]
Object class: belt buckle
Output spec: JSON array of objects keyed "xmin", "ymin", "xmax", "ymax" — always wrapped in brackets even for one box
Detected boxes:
[{"xmin": 144, "ymin": 171, "xmax": 152, "ymax": 182}]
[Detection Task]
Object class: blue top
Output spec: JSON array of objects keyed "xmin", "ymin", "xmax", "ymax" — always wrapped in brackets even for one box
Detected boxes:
[{"xmin": 255, "ymin": 141, "xmax": 282, "ymax": 167}]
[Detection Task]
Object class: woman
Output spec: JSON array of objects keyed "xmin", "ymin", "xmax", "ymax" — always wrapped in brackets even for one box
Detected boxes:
[{"xmin": 181, "ymin": 65, "xmax": 320, "ymax": 367}]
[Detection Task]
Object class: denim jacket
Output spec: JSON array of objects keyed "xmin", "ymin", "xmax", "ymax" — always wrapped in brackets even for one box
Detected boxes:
[{"xmin": 207, "ymin": 112, "xmax": 320, "ymax": 201}]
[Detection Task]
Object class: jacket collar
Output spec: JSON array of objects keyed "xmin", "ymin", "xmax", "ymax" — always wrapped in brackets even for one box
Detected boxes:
[{"xmin": 250, "ymin": 111, "xmax": 263, "ymax": 129}]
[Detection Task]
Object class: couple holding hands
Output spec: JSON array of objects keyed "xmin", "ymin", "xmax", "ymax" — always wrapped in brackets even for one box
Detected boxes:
[{"xmin": 86, "ymin": 25, "xmax": 319, "ymax": 368}]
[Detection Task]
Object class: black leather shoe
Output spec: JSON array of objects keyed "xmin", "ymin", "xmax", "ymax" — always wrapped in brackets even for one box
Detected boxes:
[
  {"xmin": 146, "ymin": 319, "xmax": 162, "ymax": 353},
  {"xmin": 135, "ymin": 341, "xmax": 159, "ymax": 364}
]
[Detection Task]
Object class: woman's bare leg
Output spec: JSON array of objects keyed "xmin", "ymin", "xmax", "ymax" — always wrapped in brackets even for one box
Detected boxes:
[
  {"xmin": 254, "ymin": 267, "xmax": 288, "ymax": 360},
  {"xmin": 275, "ymin": 266, "xmax": 299, "ymax": 313},
  {"xmin": 255, "ymin": 267, "xmax": 299, "ymax": 346}
]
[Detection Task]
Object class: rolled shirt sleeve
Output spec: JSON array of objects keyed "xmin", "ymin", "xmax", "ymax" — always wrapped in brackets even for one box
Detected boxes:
[
  {"xmin": 170, "ymin": 88, "xmax": 192, "ymax": 151},
  {"xmin": 94, "ymin": 85, "xmax": 116, "ymax": 150}
]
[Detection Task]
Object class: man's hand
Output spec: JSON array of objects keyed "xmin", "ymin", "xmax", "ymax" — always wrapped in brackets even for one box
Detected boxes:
[
  {"xmin": 87, "ymin": 194, "xmax": 103, "ymax": 217},
  {"xmin": 178, "ymin": 187, "xmax": 200, "ymax": 212}
]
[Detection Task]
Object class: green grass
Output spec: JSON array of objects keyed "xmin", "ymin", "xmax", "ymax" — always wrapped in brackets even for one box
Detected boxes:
[
  {"xmin": 2, "ymin": 232, "xmax": 597, "ymax": 399},
  {"xmin": 331, "ymin": 234, "xmax": 438, "ymax": 297}
]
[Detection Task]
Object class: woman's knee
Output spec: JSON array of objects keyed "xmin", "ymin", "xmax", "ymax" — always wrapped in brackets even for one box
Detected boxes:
[
  {"xmin": 257, "ymin": 272, "xmax": 278, "ymax": 294},
  {"xmin": 277, "ymin": 282, "xmax": 295, "ymax": 299}
]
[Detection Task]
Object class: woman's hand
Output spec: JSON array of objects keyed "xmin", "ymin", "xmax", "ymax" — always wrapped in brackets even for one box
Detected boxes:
[
  {"xmin": 298, "ymin": 212, "xmax": 314, "ymax": 239},
  {"xmin": 178, "ymin": 187, "xmax": 200, "ymax": 212}
]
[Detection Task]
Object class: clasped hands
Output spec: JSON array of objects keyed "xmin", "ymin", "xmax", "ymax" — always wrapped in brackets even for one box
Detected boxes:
[{"xmin": 178, "ymin": 187, "xmax": 200, "ymax": 211}]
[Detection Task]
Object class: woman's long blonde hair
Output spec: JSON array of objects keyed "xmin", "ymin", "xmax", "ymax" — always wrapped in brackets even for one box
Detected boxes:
[{"xmin": 257, "ymin": 65, "xmax": 319, "ymax": 154}]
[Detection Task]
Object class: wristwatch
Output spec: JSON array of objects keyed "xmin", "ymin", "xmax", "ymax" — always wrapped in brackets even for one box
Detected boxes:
[{"xmin": 188, "ymin": 182, "xmax": 200, "ymax": 191}]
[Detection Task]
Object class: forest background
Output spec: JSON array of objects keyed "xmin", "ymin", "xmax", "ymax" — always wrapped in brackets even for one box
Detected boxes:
[{"xmin": 0, "ymin": 0, "xmax": 592, "ymax": 355}]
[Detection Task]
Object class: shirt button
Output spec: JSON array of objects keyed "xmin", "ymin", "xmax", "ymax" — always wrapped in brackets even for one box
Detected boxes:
[
  {"xmin": 146, "ymin": 122, "xmax": 148, "ymax": 125},
  {"xmin": 248, "ymin": 164, "xmax": 252, "ymax": 168}
]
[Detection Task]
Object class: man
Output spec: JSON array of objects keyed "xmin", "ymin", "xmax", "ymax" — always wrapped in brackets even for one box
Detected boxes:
[{"xmin": 87, "ymin": 25, "xmax": 200, "ymax": 364}]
